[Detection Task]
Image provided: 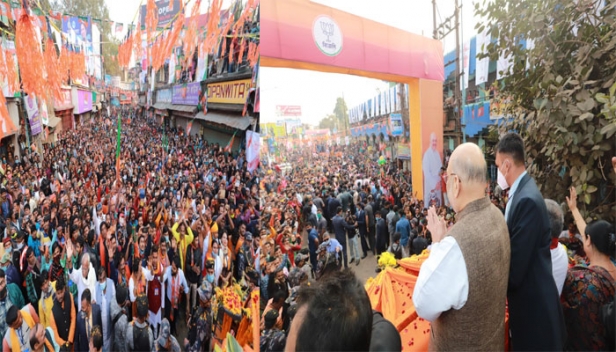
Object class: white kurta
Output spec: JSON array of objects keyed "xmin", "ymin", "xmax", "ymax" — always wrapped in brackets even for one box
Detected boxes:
[
  {"xmin": 69, "ymin": 265, "xmax": 97, "ymax": 311},
  {"xmin": 413, "ymin": 237, "xmax": 469, "ymax": 322}
]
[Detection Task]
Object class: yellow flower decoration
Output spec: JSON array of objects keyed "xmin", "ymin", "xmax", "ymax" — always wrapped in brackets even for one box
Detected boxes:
[{"xmin": 377, "ymin": 252, "xmax": 398, "ymax": 268}]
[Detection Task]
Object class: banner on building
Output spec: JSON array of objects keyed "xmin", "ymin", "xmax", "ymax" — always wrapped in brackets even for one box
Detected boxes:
[
  {"xmin": 475, "ymin": 30, "xmax": 490, "ymax": 85},
  {"xmin": 61, "ymin": 16, "xmax": 92, "ymax": 53},
  {"xmin": 462, "ymin": 39, "xmax": 471, "ymax": 90},
  {"xmin": 389, "ymin": 113, "xmax": 404, "ymax": 137},
  {"xmin": 172, "ymin": 82, "xmax": 201, "ymax": 105},
  {"xmin": 246, "ymin": 130, "xmax": 260, "ymax": 173},
  {"xmin": 140, "ymin": 0, "xmax": 181, "ymax": 29},
  {"xmin": 24, "ymin": 95, "xmax": 43, "ymax": 136},
  {"xmin": 275, "ymin": 105, "xmax": 302, "ymax": 117},
  {"xmin": 496, "ymin": 39, "xmax": 513, "ymax": 80},
  {"xmin": 1, "ymin": 39, "xmax": 18, "ymax": 98}
]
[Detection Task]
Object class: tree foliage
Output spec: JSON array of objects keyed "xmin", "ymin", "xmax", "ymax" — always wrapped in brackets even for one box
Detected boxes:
[
  {"xmin": 333, "ymin": 97, "xmax": 349, "ymax": 133},
  {"xmin": 53, "ymin": 0, "xmax": 120, "ymax": 76},
  {"xmin": 318, "ymin": 114, "xmax": 339, "ymax": 132},
  {"xmin": 476, "ymin": 0, "xmax": 616, "ymax": 222}
]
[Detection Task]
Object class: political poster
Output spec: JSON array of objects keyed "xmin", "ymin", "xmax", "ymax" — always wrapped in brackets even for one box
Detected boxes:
[
  {"xmin": 61, "ymin": 16, "xmax": 92, "ymax": 53},
  {"xmin": 140, "ymin": 0, "xmax": 181, "ymax": 29}
]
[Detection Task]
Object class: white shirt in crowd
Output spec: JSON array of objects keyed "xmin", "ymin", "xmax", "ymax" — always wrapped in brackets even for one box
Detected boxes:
[
  {"xmin": 413, "ymin": 237, "xmax": 469, "ymax": 322},
  {"xmin": 559, "ymin": 230, "xmax": 583, "ymax": 242},
  {"xmin": 69, "ymin": 264, "xmax": 97, "ymax": 311},
  {"xmin": 164, "ymin": 267, "xmax": 190, "ymax": 303},
  {"xmin": 551, "ymin": 243, "xmax": 568, "ymax": 296}
]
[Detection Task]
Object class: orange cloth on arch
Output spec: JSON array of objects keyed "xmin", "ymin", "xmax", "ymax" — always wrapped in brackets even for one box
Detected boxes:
[{"xmin": 365, "ymin": 253, "xmax": 509, "ymax": 351}]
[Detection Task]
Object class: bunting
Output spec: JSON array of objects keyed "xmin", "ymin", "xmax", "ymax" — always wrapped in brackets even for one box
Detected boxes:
[{"xmin": 15, "ymin": 9, "xmax": 46, "ymax": 99}]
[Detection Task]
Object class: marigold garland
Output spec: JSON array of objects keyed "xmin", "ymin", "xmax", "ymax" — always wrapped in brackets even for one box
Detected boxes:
[
  {"xmin": 68, "ymin": 51, "xmax": 86, "ymax": 83},
  {"xmin": 0, "ymin": 93, "xmax": 16, "ymax": 139},
  {"xmin": 4, "ymin": 50, "xmax": 18, "ymax": 93},
  {"xmin": 214, "ymin": 282, "xmax": 247, "ymax": 321},
  {"xmin": 145, "ymin": 0, "xmax": 159, "ymax": 45},
  {"xmin": 15, "ymin": 10, "xmax": 46, "ymax": 99},
  {"xmin": 57, "ymin": 47, "xmax": 70, "ymax": 84},
  {"xmin": 247, "ymin": 42, "xmax": 258, "ymax": 68},
  {"xmin": 44, "ymin": 38, "xmax": 63, "ymax": 102},
  {"xmin": 163, "ymin": 13, "xmax": 184, "ymax": 63}
]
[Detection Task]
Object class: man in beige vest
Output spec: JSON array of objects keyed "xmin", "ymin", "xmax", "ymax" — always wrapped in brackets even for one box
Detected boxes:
[{"xmin": 413, "ymin": 143, "xmax": 510, "ymax": 351}]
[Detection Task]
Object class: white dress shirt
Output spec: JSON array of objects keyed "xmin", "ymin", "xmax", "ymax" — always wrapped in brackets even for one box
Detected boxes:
[
  {"xmin": 164, "ymin": 267, "xmax": 190, "ymax": 302},
  {"xmin": 504, "ymin": 171, "xmax": 527, "ymax": 221},
  {"xmin": 413, "ymin": 236, "xmax": 469, "ymax": 322},
  {"xmin": 551, "ymin": 243, "xmax": 568, "ymax": 296}
]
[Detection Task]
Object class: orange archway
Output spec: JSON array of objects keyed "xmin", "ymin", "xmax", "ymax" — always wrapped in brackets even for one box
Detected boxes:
[{"xmin": 261, "ymin": 0, "xmax": 445, "ymax": 202}]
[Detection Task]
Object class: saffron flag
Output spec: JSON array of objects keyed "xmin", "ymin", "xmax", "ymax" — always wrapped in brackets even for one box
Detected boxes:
[
  {"xmin": 246, "ymin": 130, "xmax": 260, "ymax": 173},
  {"xmin": 186, "ymin": 120, "xmax": 193, "ymax": 135},
  {"xmin": 224, "ymin": 131, "xmax": 237, "ymax": 153}
]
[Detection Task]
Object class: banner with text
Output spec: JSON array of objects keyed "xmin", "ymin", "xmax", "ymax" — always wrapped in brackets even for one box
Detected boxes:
[
  {"xmin": 140, "ymin": 0, "xmax": 181, "ymax": 29},
  {"xmin": 276, "ymin": 105, "xmax": 302, "ymax": 117},
  {"xmin": 172, "ymin": 82, "xmax": 201, "ymax": 105},
  {"xmin": 207, "ymin": 79, "xmax": 252, "ymax": 105}
]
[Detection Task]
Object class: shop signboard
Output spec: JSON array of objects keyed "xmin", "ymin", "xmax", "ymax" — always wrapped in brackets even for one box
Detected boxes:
[
  {"xmin": 172, "ymin": 82, "xmax": 201, "ymax": 105},
  {"xmin": 72, "ymin": 89, "xmax": 93, "ymax": 114},
  {"xmin": 24, "ymin": 95, "xmax": 42, "ymax": 136},
  {"xmin": 156, "ymin": 88, "xmax": 172, "ymax": 104},
  {"xmin": 206, "ymin": 78, "xmax": 252, "ymax": 105}
]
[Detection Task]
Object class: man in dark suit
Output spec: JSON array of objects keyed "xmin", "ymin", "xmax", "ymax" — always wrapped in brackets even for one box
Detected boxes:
[
  {"xmin": 327, "ymin": 192, "xmax": 341, "ymax": 231},
  {"xmin": 75, "ymin": 289, "xmax": 102, "ymax": 352},
  {"xmin": 331, "ymin": 207, "xmax": 357, "ymax": 269},
  {"xmin": 495, "ymin": 133, "xmax": 566, "ymax": 351}
]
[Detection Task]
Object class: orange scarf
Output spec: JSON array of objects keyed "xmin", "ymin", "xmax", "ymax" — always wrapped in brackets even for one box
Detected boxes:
[{"xmin": 170, "ymin": 274, "xmax": 180, "ymax": 321}]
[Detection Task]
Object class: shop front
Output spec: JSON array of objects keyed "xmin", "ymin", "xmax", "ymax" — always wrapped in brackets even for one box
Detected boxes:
[
  {"xmin": 169, "ymin": 82, "xmax": 200, "ymax": 135},
  {"xmin": 72, "ymin": 87, "xmax": 93, "ymax": 128},
  {"xmin": 91, "ymin": 91, "xmax": 103, "ymax": 120},
  {"xmin": 0, "ymin": 97, "xmax": 21, "ymax": 160},
  {"xmin": 54, "ymin": 87, "xmax": 74, "ymax": 131},
  {"xmin": 197, "ymin": 75, "xmax": 255, "ymax": 148},
  {"xmin": 153, "ymin": 88, "xmax": 173, "ymax": 126}
]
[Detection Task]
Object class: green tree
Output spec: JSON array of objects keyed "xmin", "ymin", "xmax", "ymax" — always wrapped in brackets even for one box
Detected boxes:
[
  {"xmin": 333, "ymin": 97, "xmax": 349, "ymax": 133},
  {"xmin": 318, "ymin": 114, "xmax": 339, "ymax": 132},
  {"xmin": 475, "ymin": 0, "xmax": 616, "ymax": 222},
  {"xmin": 54, "ymin": 0, "xmax": 120, "ymax": 76}
]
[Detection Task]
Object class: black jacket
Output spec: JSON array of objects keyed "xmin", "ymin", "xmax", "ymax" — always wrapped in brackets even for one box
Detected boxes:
[
  {"xmin": 75, "ymin": 304, "xmax": 103, "ymax": 352},
  {"xmin": 369, "ymin": 310, "xmax": 401, "ymax": 351},
  {"xmin": 332, "ymin": 215, "xmax": 354, "ymax": 244},
  {"xmin": 506, "ymin": 174, "xmax": 566, "ymax": 350}
]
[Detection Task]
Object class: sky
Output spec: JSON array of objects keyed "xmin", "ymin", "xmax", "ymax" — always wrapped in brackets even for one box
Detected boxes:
[{"xmin": 261, "ymin": 0, "xmax": 481, "ymax": 126}]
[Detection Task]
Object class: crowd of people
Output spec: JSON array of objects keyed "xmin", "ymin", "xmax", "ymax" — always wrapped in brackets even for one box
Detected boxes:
[
  {"xmin": 259, "ymin": 133, "xmax": 615, "ymax": 351},
  {"xmin": 0, "ymin": 102, "xmax": 612, "ymax": 352},
  {"xmin": 0, "ymin": 108, "xmax": 259, "ymax": 352}
]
